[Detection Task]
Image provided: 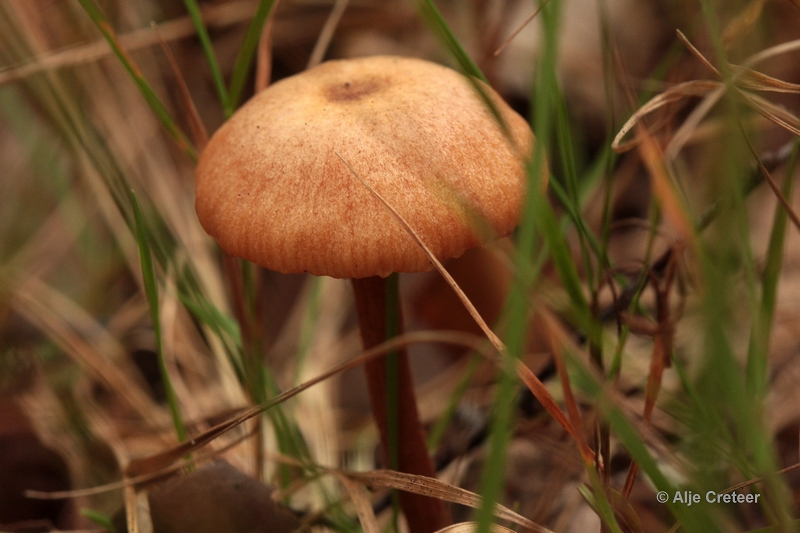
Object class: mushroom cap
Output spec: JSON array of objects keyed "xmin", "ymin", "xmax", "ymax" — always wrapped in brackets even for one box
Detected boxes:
[{"xmin": 195, "ymin": 55, "xmax": 536, "ymax": 279}]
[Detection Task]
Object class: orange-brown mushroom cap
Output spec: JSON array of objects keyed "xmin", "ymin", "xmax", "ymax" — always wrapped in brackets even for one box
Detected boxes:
[{"xmin": 195, "ymin": 55, "xmax": 536, "ymax": 279}]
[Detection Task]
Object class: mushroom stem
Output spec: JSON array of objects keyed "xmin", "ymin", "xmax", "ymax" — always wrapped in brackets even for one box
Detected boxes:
[{"xmin": 351, "ymin": 275, "xmax": 448, "ymax": 533}]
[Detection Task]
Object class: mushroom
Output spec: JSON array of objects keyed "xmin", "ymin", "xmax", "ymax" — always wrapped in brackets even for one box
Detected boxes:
[{"xmin": 195, "ymin": 55, "xmax": 535, "ymax": 533}]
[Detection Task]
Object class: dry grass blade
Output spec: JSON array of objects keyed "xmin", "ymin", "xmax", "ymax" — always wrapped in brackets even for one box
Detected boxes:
[
  {"xmin": 665, "ymin": 89, "xmax": 733, "ymax": 161},
  {"xmin": 513, "ymin": 359, "xmax": 590, "ymax": 458},
  {"xmin": 545, "ymin": 319, "xmax": 591, "ymax": 460},
  {"xmin": 333, "ymin": 150, "xmax": 505, "ymax": 354},
  {"xmin": 255, "ymin": 0, "xmax": 280, "ymax": 92},
  {"xmin": 676, "ymin": 30, "xmax": 721, "ymax": 77},
  {"xmin": 622, "ymin": 253, "xmax": 680, "ymax": 497},
  {"xmin": 640, "ymin": 128, "xmax": 697, "ymax": 250},
  {"xmin": 732, "ymin": 65, "xmax": 800, "ymax": 93},
  {"xmin": 675, "ymin": 35, "xmax": 800, "ymax": 141},
  {"xmin": 26, "ymin": 425, "xmax": 254, "ymax": 499},
  {"xmin": 436, "ymin": 524, "xmax": 517, "ymax": 533},
  {"xmin": 0, "ymin": 0, "xmax": 259, "ymax": 86},
  {"xmin": 516, "ymin": 361, "xmax": 594, "ymax": 461},
  {"xmin": 334, "ymin": 151, "xmax": 590, "ymax": 455},
  {"xmin": 9, "ymin": 276, "xmax": 163, "ymax": 427},
  {"xmin": 742, "ymin": 36, "xmax": 800, "ymax": 69},
  {"xmin": 22, "ymin": 332, "xmax": 486, "ymax": 499},
  {"xmin": 739, "ymin": 90, "xmax": 800, "ymax": 137},
  {"xmin": 493, "ymin": 0, "xmax": 549, "ymax": 57},
  {"xmin": 124, "ymin": 485, "xmax": 140, "ymax": 533},
  {"xmin": 612, "ymin": 80, "xmax": 721, "ymax": 152},
  {"xmin": 741, "ymin": 130, "xmax": 800, "ymax": 233},
  {"xmin": 346, "ymin": 470, "xmax": 552, "ymax": 533},
  {"xmin": 151, "ymin": 22, "xmax": 208, "ymax": 150},
  {"xmin": 334, "ymin": 472, "xmax": 381, "ymax": 533},
  {"xmin": 721, "ymin": 0, "xmax": 767, "ymax": 48},
  {"xmin": 670, "ymin": 33, "xmax": 800, "ymax": 157},
  {"xmin": 307, "ymin": 0, "xmax": 350, "ymax": 69},
  {"xmin": 124, "ymin": 330, "xmax": 491, "ymax": 478},
  {"xmin": 722, "ymin": 462, "xmax": 800, "ymax": 495},
  {"xmin": 618, "ymin": 32, "xmax": 800, "ymax": 160}
]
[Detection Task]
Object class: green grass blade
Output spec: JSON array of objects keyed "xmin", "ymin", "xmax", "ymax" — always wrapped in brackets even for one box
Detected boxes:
[
  {"xmin": 227, "ymin": 0, "xmax": 278, "ymax": 115},
  {"xmin": 547, "ymin": 177, "xmax": 605, "ymax": 270},
  {"xmin": 605, "ymin": 406, "xmax": 719, "ymax": 532},
  {"xmin": 413, "ymin": 0, "xmax": 515, "ymax": 141},
  {"xmin": 80, "ymin": 508, "xmax": 114, "ymax": 532},
  {"xmin": 130, "ymin": 190, "xmax": 187, "ymax": 443},
  {"xmin": 580, "ymin": 471, "xmax": 624, "ymax": 533},
  {"xmin": 181, "ymin": 0, "xmax": 230, "ymax": 111},
  {"xmin": 414, "ymin": 0, "xmax": 485, "ymax": 81},
  {"xmin": 569, "ymin": 357, "xmax": 720, "ymax": 532},
  {"xmin": 473, "ymin": 328, "xmax": 522, "ymax": 533},
  {"xmin": 474, "ymin": 4, "xmax": 556, "ymax": 532},
  {"xmin": 553, "ymin": 91, "xmax": 596, "ymax": 282},
  {"xmin": 524, "ymin": 5, "xmax": 592, "ymax": 332},
  {"xmin": 178, "ymin": 291, "xmax": 241, "ymax": 349},
  {"xmin": 746, "ymin": 142, "xmax": 798, "ymax": 396},
  {"xmin": 536, "ymin": 176, "xmax": 591, "ymax": 322},
  {"xmin": 696, "ymin": 209, "xmax": 794, "ymax": 528},
  {"xmin": 75, "ymin": 0, "xmax": 197, "ymax": 161}
]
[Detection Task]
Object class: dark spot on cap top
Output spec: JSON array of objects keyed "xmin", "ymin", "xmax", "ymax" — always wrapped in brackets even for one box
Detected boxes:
[{"xmin": 325, "ymin": 76, "xmax": 387, "ymax": 102}]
